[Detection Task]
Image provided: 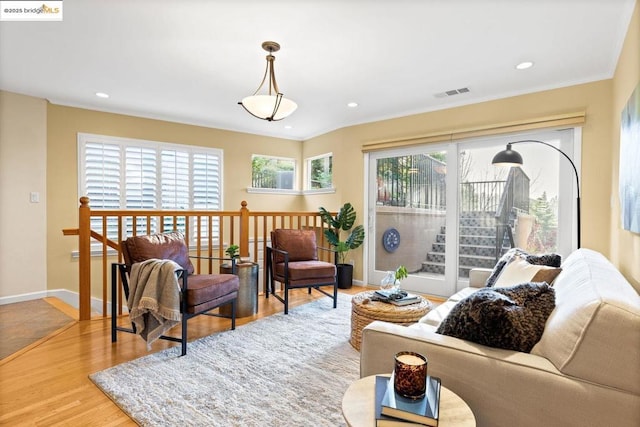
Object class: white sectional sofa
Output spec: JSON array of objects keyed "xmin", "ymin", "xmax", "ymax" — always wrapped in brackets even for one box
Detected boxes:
[{"xmin": 360, "ymin": 249, "xmax": 640, "ymax": 427}]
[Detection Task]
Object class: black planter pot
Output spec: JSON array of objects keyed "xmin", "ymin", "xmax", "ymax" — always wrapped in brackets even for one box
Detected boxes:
[{"xmin": 337, "ymin": 263, "xmax": 353, "ymax": 289}]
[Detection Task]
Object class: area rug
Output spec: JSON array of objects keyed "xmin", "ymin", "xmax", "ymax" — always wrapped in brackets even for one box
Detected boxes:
[{"xmin": 90, "ymin": 293, "xmax": 360, "ymax": 426}]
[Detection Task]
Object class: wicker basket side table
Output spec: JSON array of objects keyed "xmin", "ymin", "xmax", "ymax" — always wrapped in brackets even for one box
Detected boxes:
[{"xmin": 349, "ymin": 291, "xmax": 433, "ymax": 351}]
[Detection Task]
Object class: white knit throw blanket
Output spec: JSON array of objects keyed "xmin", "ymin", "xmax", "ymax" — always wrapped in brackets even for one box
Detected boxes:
[{"xmin": 128, "ymin": 259, "xmax": 182, "ymax": 349}]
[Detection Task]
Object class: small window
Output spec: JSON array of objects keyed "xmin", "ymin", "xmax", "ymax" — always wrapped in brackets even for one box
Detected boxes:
[
  {"xmin": 306, "ymin": 153, "xmax": 333, "ymax": 190},
  {"xmin": 251, "ymin": 155, "xmax": 296, "ymax": 190}
]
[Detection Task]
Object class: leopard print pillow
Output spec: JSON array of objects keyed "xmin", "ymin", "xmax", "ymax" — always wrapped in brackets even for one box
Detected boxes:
[
  {"xmin": 436, "ymin": 282, "xmax": 556, "ymax": 352},
  {"xmin": 485, "ymin": 248, "xmax": 561, "ymax": 287}
]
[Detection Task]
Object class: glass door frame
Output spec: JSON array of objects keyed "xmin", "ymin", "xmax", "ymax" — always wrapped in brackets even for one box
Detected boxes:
[
  {"xmin": 364, "ymin": 141, "xmax": 459, "ymax": 298},
  {"xmin": 363, "ymin": 127, "xmax": 581, "ymax": 298}
]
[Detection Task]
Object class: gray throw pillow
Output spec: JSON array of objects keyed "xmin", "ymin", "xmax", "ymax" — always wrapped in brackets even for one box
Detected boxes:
[
  {"xmin": 485, "ymin": 248, "xmax": 561, "ymax": 287},
  {"xmin": 436, "ymin": 282, "xmax": 556, "ymax": 352}
]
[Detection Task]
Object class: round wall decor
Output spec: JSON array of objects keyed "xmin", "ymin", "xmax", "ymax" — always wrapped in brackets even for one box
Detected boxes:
[{"xmin": 382, "ymin": 227, "xmax": 401, "ymax": 252}]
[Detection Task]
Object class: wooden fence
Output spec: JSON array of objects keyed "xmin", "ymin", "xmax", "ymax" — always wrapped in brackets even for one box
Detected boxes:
[{"xmin": 63, "ymin": 197, "xmax": 333, "ymax": 320}]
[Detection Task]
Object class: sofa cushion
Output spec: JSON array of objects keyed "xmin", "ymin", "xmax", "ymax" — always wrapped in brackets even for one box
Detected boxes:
[
  {"xmin": 485, "ymin": 248, "xmax": 561, "ymax": 287},
  {"xmin": 420, "ymin": 300, "xmax": 458, "ymax": 327},
  {"xmin": 436, "ymin": 282, "xmax": 555, "ymax": 352},
  {"xmin": 493, "ymin": 255, "xmax": 562, "ymax": 287},
  {"xmin": 531, "ymin": 249, "xmax": 640, "ymax": 395},
  {"xmin": 274, "ymin": 260, "xmax": 336, "ymax": 282},
  {"xmin": 419, "ymin": 287, "xmax": 481, "ymax": 326}
]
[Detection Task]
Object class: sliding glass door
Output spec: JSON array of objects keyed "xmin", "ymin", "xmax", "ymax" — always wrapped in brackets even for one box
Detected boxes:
[
  {"xmin": 366, "ymin": 129, "xmax": 578, "ymax": 297},
  {"xmin": 367, "ymin": 143, "xmax": 458, "ymax": 297}
]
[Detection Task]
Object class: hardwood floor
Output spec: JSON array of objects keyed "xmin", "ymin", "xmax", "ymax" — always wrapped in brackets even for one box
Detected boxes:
[{"xmin": 0, "ymin": 287, "xmax": 368, "ymax": 426}]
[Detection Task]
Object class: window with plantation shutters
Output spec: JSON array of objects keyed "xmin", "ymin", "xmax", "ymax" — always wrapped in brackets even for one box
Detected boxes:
[{"xmin": 78, "ymin": 133, "xmax": 222, "ymax": 241}]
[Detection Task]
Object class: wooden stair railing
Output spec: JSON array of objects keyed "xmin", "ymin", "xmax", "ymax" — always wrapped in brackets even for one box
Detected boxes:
[{"xmin": 63, "ymin": 198, "xmax": 332, "ymax": 320}]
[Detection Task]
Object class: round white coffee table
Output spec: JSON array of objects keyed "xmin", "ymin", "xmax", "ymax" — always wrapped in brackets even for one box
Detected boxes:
[{"xmin": 342, "ymin": 375, "xmax": 476, "ymax": 427}]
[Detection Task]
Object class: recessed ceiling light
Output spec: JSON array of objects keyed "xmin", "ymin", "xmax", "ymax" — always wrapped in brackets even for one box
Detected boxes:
[
  {"xmin": 284, "ymin": 125, "xmax": 293, "ymax": 129},
  {"xmin": 95, "ymin": 92, "xmax": 110, "ymax": 98},
  {"xmin": 515, "ymin": 61, "xmax": 534, "ymax": 70},
  {"xmin": 347, "ymin": 102, "xmax": 358, "ymax": 108}
]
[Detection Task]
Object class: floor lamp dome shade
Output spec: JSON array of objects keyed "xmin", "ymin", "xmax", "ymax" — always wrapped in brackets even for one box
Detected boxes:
[
  {"xmin": 491, "ymin": 143, "xmax": 524, "ymax": 167},
  {"xmin": 491, "ymin": 139, "xmax": 581, "ymax": 248},
  {"xmin": 238, "ymin": 41, "xmax": 297, "ymax": 121}
]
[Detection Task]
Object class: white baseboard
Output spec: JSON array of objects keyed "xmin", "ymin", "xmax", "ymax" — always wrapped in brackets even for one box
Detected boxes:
[
  {"xmin": 0, "ymin": 289, "xmax": 113, "ymax": 315},
  {"xmin": 0, "ymin": 279, "xmax": 363, "ymax": 314}
]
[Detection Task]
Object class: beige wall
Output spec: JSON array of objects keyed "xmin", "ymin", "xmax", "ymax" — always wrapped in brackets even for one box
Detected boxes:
[
  {"xmin": 46, "ymin": 105, "xmax": 304, "ymax": 295},
  {"xmin": 304, "ymin": 80, "xmax": 614, "ymax": 284},
  {"xmin": 0, "ymin": 91, "xmax": 48, "ymax": 299},
  {"xmin": 610, "ymin": 0, "xmax": 640, "ymax": 291}
]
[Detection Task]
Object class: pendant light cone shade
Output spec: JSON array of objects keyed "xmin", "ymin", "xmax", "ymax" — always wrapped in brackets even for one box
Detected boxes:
[
  {"xmin": 238, "ymin": 41, "xmax": 297, "ymax": 121},
  {"xmin": 491, "ymin": 144, "xmax": 524, "ymax": 167}
]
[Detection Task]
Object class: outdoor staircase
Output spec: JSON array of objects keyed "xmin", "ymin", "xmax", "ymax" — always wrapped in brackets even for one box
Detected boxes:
[{"xmin": 421, "ymin": 211, "xmax": 511, "ymax": 278}]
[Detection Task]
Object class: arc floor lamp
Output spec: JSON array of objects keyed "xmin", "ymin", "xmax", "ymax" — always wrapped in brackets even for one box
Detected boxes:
[{"xmin": 492, "ymin": 139, "xmax": 581, "ymax": 248}]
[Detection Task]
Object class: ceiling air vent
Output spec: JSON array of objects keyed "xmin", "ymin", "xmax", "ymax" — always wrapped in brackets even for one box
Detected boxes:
[{"xmin": 434, "ymin": 87, "xmax": 470, "ymax": 98}]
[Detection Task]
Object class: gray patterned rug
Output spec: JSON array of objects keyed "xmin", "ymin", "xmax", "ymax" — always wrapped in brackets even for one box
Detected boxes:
[{"xmin": 90, "ymin": 293, "xmax": 359, "ymax": 426}]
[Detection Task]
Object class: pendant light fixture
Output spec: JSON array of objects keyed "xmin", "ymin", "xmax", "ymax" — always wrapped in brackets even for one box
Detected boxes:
[{"xmin": 238, "ymin": 41, "xmax": 297, "ymax": 121}]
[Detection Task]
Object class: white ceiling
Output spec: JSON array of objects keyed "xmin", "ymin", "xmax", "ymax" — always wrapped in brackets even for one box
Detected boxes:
[{"xmin": 0, "ymin": 0, "xmax": 636, "ymax": 141}]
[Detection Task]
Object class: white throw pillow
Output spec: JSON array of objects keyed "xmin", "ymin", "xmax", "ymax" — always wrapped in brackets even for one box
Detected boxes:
[{"xmin": 494, "ymin": 255, "xmax": 562, "ymax": 288}]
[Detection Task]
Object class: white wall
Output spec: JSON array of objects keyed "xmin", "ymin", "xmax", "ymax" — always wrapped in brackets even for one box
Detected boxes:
[{"xmin": 0, "ymin": 91, "xmax": 48, "ymax": 301}]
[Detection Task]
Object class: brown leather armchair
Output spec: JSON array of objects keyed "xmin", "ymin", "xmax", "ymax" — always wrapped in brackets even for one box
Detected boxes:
[
  {"xmin": 111, "ymin": 231, "xmax": 239, "ymax": 356},
  {"xmin": 266, "ymin": 229, "xmax": 337, "ymax": 314}
]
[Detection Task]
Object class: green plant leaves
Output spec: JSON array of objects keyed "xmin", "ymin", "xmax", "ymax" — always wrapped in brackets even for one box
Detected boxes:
[
  {"xmin": 345, "ymin": 224, "xmax": 365, "ymax": 249},
  {"xmin": 319, "ymin": 203, "xmax": 366, "ymax": 264},
  {"xmin": 337, "ymin": 203, "xmax": 356, "ymax": 231}
]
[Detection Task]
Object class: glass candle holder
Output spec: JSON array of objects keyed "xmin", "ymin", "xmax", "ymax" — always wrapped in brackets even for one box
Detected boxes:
[{"xmin": 394, "ymin": 351, "xmax": 428, "ymax": 399}]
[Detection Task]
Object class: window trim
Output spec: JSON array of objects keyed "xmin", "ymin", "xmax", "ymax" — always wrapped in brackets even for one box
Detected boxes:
[
  {"xmin": 249, "ymin": 154, "xmax": 297, "ymax": 192},
  {"xmin": 305, "ymin": 152, "xmax": 334, "ymax": 191},
  {"xmin": 77, "ymin": 132, "xmax": 224, "ymax": 211},
  {"xmin": 77, "ymin": 133, "xmax": 224, "ymax": 246}
]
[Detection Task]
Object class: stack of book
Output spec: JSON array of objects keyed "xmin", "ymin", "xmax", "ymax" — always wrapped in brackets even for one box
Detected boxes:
[
  {"xmin": 374, "ymin": 374, "xmax": 441, "ymax": 426},
  {"xmin": 374, "ymin": 289, "xmax": 421, "ymax": 306}
]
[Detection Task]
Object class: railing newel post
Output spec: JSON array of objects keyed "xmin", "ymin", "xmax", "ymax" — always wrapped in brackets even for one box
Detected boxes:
[
  {"xmin": 78, "ymin": 197, "xmax": 92, "ymax": 320},
  {"xmin": 240, "ymin": 201, "xmax": 250, "ymax": 258}
]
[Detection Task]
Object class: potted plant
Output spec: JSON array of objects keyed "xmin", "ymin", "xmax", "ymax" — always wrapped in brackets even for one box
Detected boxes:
[
  {"xmin": 381, "ymin": 265, "xmax": 408, "ymax": 291},
  {"xmin": 395, "ymin": 265, "xmax": 408, "ymax": 282},
  {"xmin": 319, "ymin": 202, "xmax": 366, "ymax": 288},
  {"xmin": 225, "ymin": 244, "xmax": 240, "ymax": 262}
]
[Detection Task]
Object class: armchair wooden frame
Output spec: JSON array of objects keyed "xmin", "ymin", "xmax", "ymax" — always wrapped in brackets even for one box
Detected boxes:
[{"xmin": 111, "ymin": 255, "xmax": 238, "ymax": 356}]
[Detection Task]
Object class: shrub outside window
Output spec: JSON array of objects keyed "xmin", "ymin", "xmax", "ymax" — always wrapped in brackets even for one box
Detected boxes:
[
  {"xmin": 251, "ymin": 155, "xmax": 296, "ymax": 190},
  {"xmin": 307, "ymin": 153, "xmax": 333, "ymax": 189}
]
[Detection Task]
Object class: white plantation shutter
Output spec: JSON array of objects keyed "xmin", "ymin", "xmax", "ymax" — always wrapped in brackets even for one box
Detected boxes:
[
  {"xmin": 161, "ymin": 149, "xmax": 190, "ymax": 209},
  {"xmin": 193, "ymin": 153, "xmax": 221, "ymax": 209},
  {"xmin": 193, "ymin": 153, "xmax": 222, "ymax": 238},
  {"xmin": 125, "ymin": 146, "xmax": 158, "ymax": 235},
  {"xmin": 84, "ymin": 142, "xmax": 121, "ymax": 209},
  {"xmin": 78, "ymin": 133, "xmax": 222, "ymax": 241},
  {"xmin": 125, "ymin": 146, "xmax": 157, "ymax": 209}
]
